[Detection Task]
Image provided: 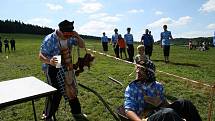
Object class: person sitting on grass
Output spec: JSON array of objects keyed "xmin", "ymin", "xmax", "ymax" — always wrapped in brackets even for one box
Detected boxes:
[
  {"xmin": 124, "ymin": 57, "xmax": 202, "ymax": 121},
  {"xmin": 134, "ymin": 45, "xmax": 155, "ymax": 84},
  {"xmin": 134, "ymin": 45, "xmax": 148, "ymax": 66}
]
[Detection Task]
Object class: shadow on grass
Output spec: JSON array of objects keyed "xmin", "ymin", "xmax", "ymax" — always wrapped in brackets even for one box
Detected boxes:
[
  {"xmin": 152, "ymin": 59, "xmax": 200, "ymax": 67},
  {"xmin": 165, "ymin": 95, "xmax": 178, "ymax": 102}
]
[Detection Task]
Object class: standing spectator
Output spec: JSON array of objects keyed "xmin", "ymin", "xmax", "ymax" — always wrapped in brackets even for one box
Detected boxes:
[
  {"xmin": 4, "ymin": 38, "xmax": 10, "ymax": 53},
  {"xmin": 188, "ymin": 40, "xmax": 193, "ymax": 50},
  {"xmin": 118, "ymin": 34, "xmax": 127, "ymax": 59},
  {"xmin": 111, "ymin": 28, "xmax": 119, "ymax": 58},
  {"xmin": 160, "ymin": 25, "xmax": 173, "ymax": 63},
  {"xmin": 149, "ymin": 31, "xmax": 154, "ymax": 56},
  {"xmin": 213, "ymin": 31, "xmax": 215, "ymax": 47},
  {"xmin": 10, "ymin": 38, "xmax": 16, "ymax": 51},
  {"xmin": 134, "ymin": 45, "xmax": 148, "ymax": 67},
  {"xmin": 101, "ymin": 32, "xmax": 109, "ymax": 53},
  {"xmin": 0, "ymin": 37, "xmax": 2, "ymax": 53},
  {"xmin": 124, "ymin": 27, "xmax": 134, "ymax": 62},
  {"xmin": 39, "ymin": 20, "xmax": 88, "ymax": 121},
  {"xmin": 149, "ymin": 31, "xmax": 153, "ymax": 38},
  {"xmin": 141, "ymin": 29, "xmax": 154, "ymax": 59}
]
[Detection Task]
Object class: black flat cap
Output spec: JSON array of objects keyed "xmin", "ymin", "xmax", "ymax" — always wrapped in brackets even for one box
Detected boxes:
[{"xmin": 58, "ymin": 20, "xmax": 74, "ymax": 32}]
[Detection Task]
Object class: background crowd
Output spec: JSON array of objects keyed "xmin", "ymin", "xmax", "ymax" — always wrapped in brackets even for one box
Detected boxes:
[
  {"xmin": 101, "ymin": 25, "xmax": 172, "ymax": 63},
  {"xmin": 0, "ymin": 37, "xmax": 16, "ymax": 53}
]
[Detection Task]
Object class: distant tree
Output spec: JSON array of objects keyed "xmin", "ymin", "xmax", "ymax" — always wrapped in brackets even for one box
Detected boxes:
[
  {"xmin": 0, "ymin": 19, "xmax": 54, "ymax": 35},
  {"xmin": 156, "ymin": 37, "xmax": 213, "ymax": 46},
  {"xmin": 0, "ymin": 19, "xmax": 102, "ymax": 41}
]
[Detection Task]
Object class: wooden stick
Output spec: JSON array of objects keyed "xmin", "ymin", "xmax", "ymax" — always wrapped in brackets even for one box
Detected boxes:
[{"xmin": 108, "ymin": 76, "xmax": 123, "ymax": 86}]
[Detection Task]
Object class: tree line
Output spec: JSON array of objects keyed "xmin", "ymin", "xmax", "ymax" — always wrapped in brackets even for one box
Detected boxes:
[
  {"xmin": 0, "ymin": 19, "xmax": 101, "ymax": 40},
  {"xmin": 155, "ymin": 36, "xmax": 213, "ymax": 46},
  {"xmin": 1, "ymin": 19, "xmax": 212, "ymax": 45},
  {"xmin": 172, "ymin": 37, "xmax": 213, "ymax": 46},
  {"xmin": 0, "ymin": 20, "xmax": 54, "ymax": 35}
]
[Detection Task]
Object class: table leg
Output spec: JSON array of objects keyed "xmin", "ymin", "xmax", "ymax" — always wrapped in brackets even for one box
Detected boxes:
[{"xmin": 32, "ymin": 100, "xmax": 37, "ymax": 121}]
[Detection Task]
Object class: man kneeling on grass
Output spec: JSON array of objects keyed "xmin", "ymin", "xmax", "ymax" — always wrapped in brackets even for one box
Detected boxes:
[{"xmin": 124, "ymin": 57, "xmax": 202, "ymax": 121}]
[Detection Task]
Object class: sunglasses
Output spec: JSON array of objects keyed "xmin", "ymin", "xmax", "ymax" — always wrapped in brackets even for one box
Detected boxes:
[
  {"xmin": 63, "ymin": 32, "xmax": 74, "ymax": 36},
  {"xmin": 62, "ymin": 32, "xmax": 74, "ymax": 39}
]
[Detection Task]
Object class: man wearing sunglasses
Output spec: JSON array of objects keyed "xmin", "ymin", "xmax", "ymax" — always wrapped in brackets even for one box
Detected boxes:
[{"xmin": 124, "ymin": 58, "xmax": 202, "ymax": 121}]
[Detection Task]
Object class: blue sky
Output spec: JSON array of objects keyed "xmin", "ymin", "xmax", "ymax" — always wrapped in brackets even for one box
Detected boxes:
[{"xmin": 1, "ymin": 0, "xmax": 215, "ymax": 41}]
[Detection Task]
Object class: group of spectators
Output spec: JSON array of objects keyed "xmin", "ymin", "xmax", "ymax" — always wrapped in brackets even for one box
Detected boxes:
[
  {"xmin": 0, "ymin": 37, "xmax": 16, "ymax": 53},
  {"xmin": 101, "ymin": 25, "xmax": 173, "ymax": 63},
  {"xmin": 188, "ymin": 40, "xmax": 210, "ymax": 51},
  {"xmin": 101, "ymin": 28, "xmax": 134, "ymax": 62}
]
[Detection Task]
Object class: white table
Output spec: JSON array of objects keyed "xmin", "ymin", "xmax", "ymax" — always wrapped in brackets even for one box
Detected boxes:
[{"xmin": 0, "ymin": 76, "xmax": 57, "ymax": 121}]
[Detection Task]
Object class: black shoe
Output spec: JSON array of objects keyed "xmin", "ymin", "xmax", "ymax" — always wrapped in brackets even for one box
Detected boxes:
[
  {"xmin": 41, "ymin": 114, "xmax": 55, "ymax": 121},
  {"xmin": 73, "ymin": 113, "xmax": 89, "ymax": 121}
]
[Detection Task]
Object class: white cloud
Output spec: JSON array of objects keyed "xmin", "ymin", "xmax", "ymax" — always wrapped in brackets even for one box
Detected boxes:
[
  {"xmin": 147, "ymin": 17, "xmax": 172, "ymax": 28},
  {"xmin": 65, "ymin": 0, "xmax": 96, "ymax": 3},
  {"xmin": 78, "ymin": 20, "xmax": 115, "ymax": 36},
  {"xmin": 88, "ymin": 0, "xmax": 97, "ymax": 2},
  {"xmin": 26, "ymin": 18, "xmax": 52, "ymax": 27},
  {"xmin": 46, "ymin": 3, "xmax": 63, "ymax": 11},
  {"xmin": 78, "ymin": 13, "xmax": 121, "ymax": 37},
  {"xmin": 116, "ymin": 14, "xmax": 124, "ymax": 17},
  {"xmin": 128, "ymin": 9, "xmax": 144, "ymax": 13},
  {"xmin": 199, "ymin": 0, "xmax": 215, "ymax": 13},
  {"xmin": 147, "ymin": 16, "xmax": 192, "ymax": 29},
  {"xmin": 207, "ymin": 23, "xmax": 215, "ymax": 29},
  {"xmin": 89, "ymin": 13, "xmax": 121, "ymax": 22},
  {"xmin": 77, "ymin": 2, "xmax": 103, "ymax": 13},
  {"xmin": 65, "ymin": 0, "xmax": 102, "ymax": 14},
  {"xmin": 65, "ymin": 0, "xmax": 84, "ymax": 3},
  {"xmin": 175, "ymin": 31, "xmax": 212, "ymax": 38},
  {"xmin": 173, "ymin": 16, "xmax": 192, "ymax": 26},
  {"xmin": 155, "ymin": 11, "xmax": 163, "ymax": 15},
  {"xmin": 89, "ymin": 13, "xmax": 108, "ymax": 19}
]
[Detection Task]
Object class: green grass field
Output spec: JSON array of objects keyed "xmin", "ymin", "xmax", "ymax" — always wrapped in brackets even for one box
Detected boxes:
[{"xmin": 0, "ymin": 33, "xmax": 214, "ymax": 121}]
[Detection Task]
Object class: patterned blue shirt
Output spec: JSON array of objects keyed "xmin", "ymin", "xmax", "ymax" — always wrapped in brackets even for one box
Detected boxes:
[
  {"xmin": 124, "ymin": 80, "xmax": 164, "ymax": 116},
  {"xmin": 40, "ymin": 31, "xmax": 77, "ymax": 70},
  {"xmin": 161, "ymin": 31, "xmax": 172, "ymax": 45},
  {"xmin": 40, "ymin": 31, "xmax": 77, "ymax": 59},
  {"xmin": 124, "ymin": 33, "xmax": 134, "ymax": 45},
  {"xmin": 101, "ymin": 35, "xmax": 109, "ymax": 43}
]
